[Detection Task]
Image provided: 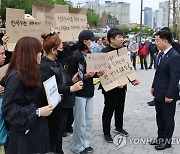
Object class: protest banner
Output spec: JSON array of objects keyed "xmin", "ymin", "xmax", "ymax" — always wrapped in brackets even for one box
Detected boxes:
[
  {"xmin": 32, "ymin": 2, "xmax": 87, "ymax": 42},
  {"xmin": 55, "ymin": 6, "xmax": 87, "ymax": 41},
  {"xmin": 87, "ymin": 48, "xmax": 138, "ymax": 91},
  {"xmin": 0, "ymin": 64, "xmax": 9, "ymax": 80},
  {"xmin": 86, "ymin": 53, "xmax": 108, "ymax": 72},
  {"xmin": 43, "ymin": 75, "xmax": 59, "ymax": 108},
  {"xmin": 6, "ymin": 8, "xmax": 45, "ymax": 51},
  {"xmin": 32, "ymin": 2, "xmax": 55, "ymax": 33}
]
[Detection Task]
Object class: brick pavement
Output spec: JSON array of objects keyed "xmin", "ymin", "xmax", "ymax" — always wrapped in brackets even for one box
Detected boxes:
[{"xmin": 63, "ymin": 66, "xmax": 180, "ymax": 154}]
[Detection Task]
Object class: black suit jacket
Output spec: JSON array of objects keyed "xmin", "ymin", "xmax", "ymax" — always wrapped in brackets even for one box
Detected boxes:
[{"xmin": 152, "ymin": 48, "xmax": 180, "ymax": 102}]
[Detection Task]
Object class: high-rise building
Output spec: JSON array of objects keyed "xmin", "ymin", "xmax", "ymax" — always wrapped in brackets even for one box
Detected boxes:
[
  {"xmin": 83, "ymin": 0, "xmax": 99, "ymax": 13},
  {"xmin": 157, "ymin": 1, "xmax": 169, "ymax": 28},
  {"xmin": 117, "ymin": 2, "xmax": 130, "ymax": 24},
  {"xmin": 144, "ymin": 7, "xmax": 152, "ymax": 28},
  {"xmin": 153, "ymin": 10, "xmax": 158, "ymax": 29},
  {"xmin": 102, "ymin": 1, "xmax": 130, "ymax": 25}
]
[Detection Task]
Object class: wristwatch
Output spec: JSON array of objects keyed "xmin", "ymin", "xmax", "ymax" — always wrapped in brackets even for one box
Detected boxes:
[{"xmin": 36, "ymin": 109, "xmax": 40, "ymax": 117}]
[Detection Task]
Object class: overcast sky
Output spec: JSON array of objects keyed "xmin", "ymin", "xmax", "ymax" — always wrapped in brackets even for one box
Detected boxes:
[{"xmin": 71, "ymin": 0, "xmax": 167, "ymax": 23}]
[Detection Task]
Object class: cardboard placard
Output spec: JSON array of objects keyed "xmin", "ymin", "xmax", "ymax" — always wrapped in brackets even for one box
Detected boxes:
[
  {"xmin": 43, "ymin": 75, "xmax": 59, "ymax": 108},
  {"xmin": 0, "ymin": 64, "xmax": 9, "ymax": 80},
  {"xmin": 86, "ymin": 48, "xmax": 138, "ymax": 91},
  {"xmin": 32, "ymin": 2, "xmax": 55, "ymax": 33},
  {"xmin": 55, "ymin": 13, "xmax": 87, "ymax": 41},
  {"xmin": 6, "ymin": 8, "xmax": 45, "ymax": 51},
  {"xmin": 86, "ymin": 53, "xmax": 108, "ymax": 72},
  {"xmin": 6, "ymin": 8, "xmax": 24, "ymax": 19},
  {"xmin": 32, "ymin": 2, "xmax": 87, "ymax": 42}
]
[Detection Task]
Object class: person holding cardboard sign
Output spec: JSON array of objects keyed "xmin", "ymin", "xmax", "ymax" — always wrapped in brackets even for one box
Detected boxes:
[
  {"xmin": 40, "ymin": 34, "xmax": 83, "ymax": 154},
  {"xmin": 68, "ymin": 30, "xmax": 104, "ymax": 154},
  {"xmin": 99, "ymin": 28, "xmax": 139, "ymax": 143},
  {"xmin": 2, "ymin": 37, "xmax": 53, "ymax": 154}
]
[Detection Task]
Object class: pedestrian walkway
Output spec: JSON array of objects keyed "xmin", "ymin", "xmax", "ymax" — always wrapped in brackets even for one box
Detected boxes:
[{"xmin": 63, "ymin": 67, "xmax": 180, "ymax": 154}]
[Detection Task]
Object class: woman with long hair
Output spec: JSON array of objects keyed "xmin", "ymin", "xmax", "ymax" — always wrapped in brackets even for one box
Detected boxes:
[
  {"xmin": 40, "ymin": 34, "xmax": 83, "ymax": 153},
  {"xmin": 2, "ymin": 37, "xmax": 53, "ymax": 154}
]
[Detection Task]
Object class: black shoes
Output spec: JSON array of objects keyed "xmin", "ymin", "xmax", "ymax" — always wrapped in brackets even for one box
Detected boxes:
[
  {"xmin": 115, "ymin": 128, "xmax": 129, "ymax": 137},
  {"xmin": 85, "ymin": 147, "xmax": 93, "ymax": 153},
  {"xmin": 104, "ymin": 134, "xmax": 113, "ymax": 143},
  {"xmin": 149, "ymin": 138, "xmax": 172, "ymax": 150},
  {"xmin": 79, "ymin": 147, "xmax": 93, "ymax": 154},
  {"xmin": 147, "ymin": 100, "xmax": 155, "ymax": 106},
  {"xmin": 155, "ymin": 142, "xmax": 171, "ymax": 150},
  {"xmin": 80, "ymin": 149, "xmax": 87, "ymax": 154}
]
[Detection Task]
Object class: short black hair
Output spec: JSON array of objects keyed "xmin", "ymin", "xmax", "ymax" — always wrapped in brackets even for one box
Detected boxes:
[
  {"xmin": 155, "ymin": 30, "xmax": 172, "ymax": 44},
  {"xmin": 161, "ymin": 27, "xmax": 171, "ymax": 32},
  {"xmin": 107, "ymin": 28, "xmax": 123, "ymax": 43}
]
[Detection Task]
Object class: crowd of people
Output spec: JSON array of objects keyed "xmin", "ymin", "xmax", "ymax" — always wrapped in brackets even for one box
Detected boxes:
[{"xmin": 0, "ymin": 25, "xmax": 180, "ymax": 154}]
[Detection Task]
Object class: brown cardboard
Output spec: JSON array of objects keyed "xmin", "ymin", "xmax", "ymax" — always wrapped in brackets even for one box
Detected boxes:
[
  {"xmin": 97, "ymin": 48, "xmax": 138, "ymax": 91},
  {"xmin": 0, "ymin": 64, "xmax": 9, "ymax": 79},
  {"xmin": 6, "ymin": 8, "xmax": 45, "ymax": 51},
  {"xmin": 70, "ymin": 8, "xmax": 88, "ymax": 14},
  {"xmin": 54, "ymin": 5, "xmax": 69, "ymax": 13},
  {"xmin": 55, "ymin": 13, "xmax": 87, "ymax": 41},
  {"xmin": 6, "ymin": 8, "xmax": 24, "ymax": 19},
  {"xmin": 33, "ymin": 2, "xmax": 87, "ymax": 41},
  {"xmin": 86, "ymin": 53, "xmax": 107, "ymax": 72},
  {"xmin": 32, "ymin": 2, "xmax": 55, "ymax": 33}
]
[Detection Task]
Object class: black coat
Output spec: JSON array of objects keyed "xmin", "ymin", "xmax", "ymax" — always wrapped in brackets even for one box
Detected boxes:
[
  {"xmin": 39, "ymin": 57, "xmax": 75, "ymax": 109},
  {"xmin": 152, "ymin": 48, "xmax": 180, "ymax": 102},
  {"xmin": 68, "ymin": 50, "xmax": 95, "ymax": 98},
  {"xmin": 148, "ymin": 43, "xmax": 159, "ymax": 56},
  {"xmin": 2, "ymin": 70, "xmax": 50, "ymax": 154}
]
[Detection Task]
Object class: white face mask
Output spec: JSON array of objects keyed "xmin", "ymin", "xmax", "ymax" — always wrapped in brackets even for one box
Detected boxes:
[
  {"xmin": 133, "ymin": 41, "xmax": 136, "ymax": 43},
  {"xmin": 88, "ymin": 42, "xmax": 94, "ymax": 50}
]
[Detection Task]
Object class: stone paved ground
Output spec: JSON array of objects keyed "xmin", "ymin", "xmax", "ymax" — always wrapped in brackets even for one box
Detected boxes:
[{"xmin": 63, "ymin": 65, "xmax": 180, "ymax": 154}]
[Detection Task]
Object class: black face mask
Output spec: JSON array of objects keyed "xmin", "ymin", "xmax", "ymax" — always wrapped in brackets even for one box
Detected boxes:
[{"xmin": 56, "ymin": 50, "xmax": 64, "ymax": 60}]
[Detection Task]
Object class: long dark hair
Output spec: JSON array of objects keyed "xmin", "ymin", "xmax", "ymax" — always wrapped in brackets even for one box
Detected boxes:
[{"xmin": 6, "ymin": 37, "xmax": 42, "ymax": 89}]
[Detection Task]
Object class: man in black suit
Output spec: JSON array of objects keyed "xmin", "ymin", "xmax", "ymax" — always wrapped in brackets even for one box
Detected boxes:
[{"xmin": 150, "ymin": 30, "xmax": 180, "ymax": 150}]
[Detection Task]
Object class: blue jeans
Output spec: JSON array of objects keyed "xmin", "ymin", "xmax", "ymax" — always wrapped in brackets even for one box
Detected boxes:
[
  {"xmin": 73, "ymin": 97, "xmax": 94, "ymax": 153},
  {"xmin": 130, "ymin": 54, "xmax": 137, "ymax": 69}
]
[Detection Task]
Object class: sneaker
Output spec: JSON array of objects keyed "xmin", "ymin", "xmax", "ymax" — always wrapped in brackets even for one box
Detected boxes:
[
  {"xmin": 115, "ymin": 128, "xmax": 129, "ymax": 137},
  {"xmin": 62, "ymin": 132, "xmax": 67, "ymax": 137},
  {"xmin": 104, "ymin": 134, "xmax": 113, "ymax": 143},
  {"xmin": 85, "ymin": 147, "xmax": 93, "ymax": 153},
  {"xmin": 80, "ymin": 149, "xmax": 87, "ymax": 154},
  {"xmin": 66, "ymin": 127, "xmax": 73, "ymax": 134},
  {"xmin": 147, "ymin": 100, "xmax": 155, "ymax": 106}
]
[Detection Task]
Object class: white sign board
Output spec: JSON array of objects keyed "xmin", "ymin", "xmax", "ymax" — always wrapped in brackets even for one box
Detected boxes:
[{"xmin": 43, "ymin": 75, "xmax": 59, "ymax": 108}]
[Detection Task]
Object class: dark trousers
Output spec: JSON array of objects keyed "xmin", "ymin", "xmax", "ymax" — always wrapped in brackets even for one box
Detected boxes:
[
  {"xmin": 130, "ymin": 54, "xmax": 137, "ymax": 69},
  {"xmin": 149, "ymin": 55, "xmax": 157, "ymax": 69},
  {"xmin": 102, "ymin": 88, "xmax": 126, "ymax": 135},
  {"xmin": 66, "ymin": 108, "xmax": 74, "ymax": 131},
  {"xmin": 48, "ymin": 108, "xmax": 69, "ymax": 154},
  {"xmin": 154, "ymin": 99, "xmax": 176, "ymax": 140},
  {"xmin": 140, "ymin": 55, "xmax": 148, "ymax": 69}
]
